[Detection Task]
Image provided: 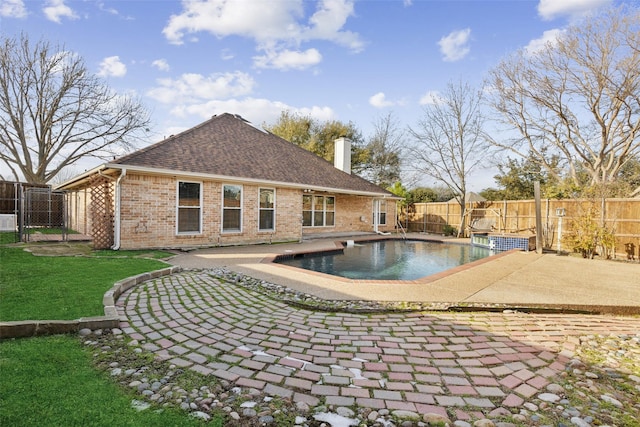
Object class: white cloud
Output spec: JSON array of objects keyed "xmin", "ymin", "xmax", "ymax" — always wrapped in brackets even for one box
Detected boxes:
[
  {"xmin": 221, "ymin": 49, "xmax": 235, "ymax": 61},
  {"xmin": 524, "ymin": 28, "xmax": 565, "ymax": 55},
  {"xmin": 537, "ymin": 0, "xmax": 611, "ymax": 20},
  {"xmin": 369, "ymin": 92, "xmax": 395, "ymax": 108},
  {"xmin": 152, "ymin": 59, "xmax": 170, "ymax": 72},
  {"xmin": 254, "ymin": 48, "xmax": 322, "ymax": 70},
  {"xmin": 303, "ymin": 0, "xmax": 363, "ymax": 52},
  {"xmin": 169, "ymin": 98, "xmax": 334, "ymax": 128},
  {"xmin": 145, "ymin": 67, "xmax": 334, "ymax": 129},
  {"xmin": 147, "ymin": 71, "xmax": 256, "ymax": 104},
  {"xmin": 96, "ymin": 1, "xmax": 133, "ymax": 20},
  {"xmin": 97, "ymin": 1, "xmax": 119, "ymax": 15},
  {"xmin": 163, "ymin": 0, "xmax": 303, "ymax": 45},
  {"xmin": 162, "ymin": 0, "xmax": 362, "ymax": 69},
  {"xmin": 97, "ymin": 56, "xmax": 127, "ymax": 77},
  {"xmin": 43, "ymin": 0, "xmax": 78, "ymax": 23},
  {"xmin": 438, "ymin": 28, "xmax": 471, "ymax": 62},
  {"xmin": 0, "ymin": 0, "xmax": 27, "ymax": 18},
  {"xmin": 419, "ymin": 91, "xmax": 443, "ymax": 106}
]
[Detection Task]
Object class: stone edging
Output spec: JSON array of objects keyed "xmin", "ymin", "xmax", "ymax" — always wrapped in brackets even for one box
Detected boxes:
[{"xmin": 0, "ymin": 266, "xmax": 182, "ymax": 339}]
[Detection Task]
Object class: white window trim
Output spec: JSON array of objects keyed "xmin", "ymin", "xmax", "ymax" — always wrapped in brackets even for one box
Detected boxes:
[
  {"xmin": 378, "ymin": 200, "xmax": 387, "ymax": 226},
  {"xmin": 222, "ymin": 183, "xmax": 243, "ymax": 233},
  {"xmin": 303, "ymin": 194, "xmax": 335, "ymax": 228},
  {"xmin": 325, "ymin": 195, "xmax": 336, "ymax": 227},
  {"xmin": 258, "ymin": 187, "xmax": 276, "ymax": 232},
  {"xmin": 176, "ymin": 180, "xmax": 203, "ymax": 235}
]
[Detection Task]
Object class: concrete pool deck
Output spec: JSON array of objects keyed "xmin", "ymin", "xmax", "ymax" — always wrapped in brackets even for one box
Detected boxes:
[{"xmin": 168, "ymin": 233, "xmax": 640, "ymax": 315}]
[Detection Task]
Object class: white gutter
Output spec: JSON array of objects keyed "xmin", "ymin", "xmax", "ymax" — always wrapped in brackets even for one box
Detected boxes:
[
  {"xmin": 102, "ymin": 163, "xmax": 401, "ymax": 199},
  {"xmin": 54, "ymin": 164, "xmax": 109, "ymax": 190},
  {"xmin": 111, "ymin": 168, "xmax": 126, "ymax": 250}
]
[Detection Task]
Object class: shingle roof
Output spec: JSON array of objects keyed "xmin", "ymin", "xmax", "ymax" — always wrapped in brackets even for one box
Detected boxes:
[{"xmin": 112, "ymin": 113, "xmax": 392, "ymax": 196}]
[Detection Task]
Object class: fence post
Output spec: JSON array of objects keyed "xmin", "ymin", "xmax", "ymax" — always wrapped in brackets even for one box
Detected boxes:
[{"xmin": 534, "ymin": 181, "xmax": 543, "ymax": 254}]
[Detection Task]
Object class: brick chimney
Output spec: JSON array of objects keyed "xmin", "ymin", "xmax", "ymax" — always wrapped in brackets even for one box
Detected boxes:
[{"xmin": 334, "ymin": 137, "xmax": 351, "ymax": 174}]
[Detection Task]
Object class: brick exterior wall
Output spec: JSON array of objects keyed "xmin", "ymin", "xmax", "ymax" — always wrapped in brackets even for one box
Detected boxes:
[
  {"xmin": 302, "ymin": 194, "xmax": 395, "ymax": 237},
  {"xmin": 67, "ymin": 188, "xmax": 91, "ymax": 236},
  {"xmin": 68, "ymin": 172, "xmax": 395, "ymax": 250}
]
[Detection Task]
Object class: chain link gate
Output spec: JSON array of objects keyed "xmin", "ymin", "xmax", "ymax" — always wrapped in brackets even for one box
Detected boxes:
[{"xmin": 21, "ymin": 186, "xmax": 69, "ymax": 242}]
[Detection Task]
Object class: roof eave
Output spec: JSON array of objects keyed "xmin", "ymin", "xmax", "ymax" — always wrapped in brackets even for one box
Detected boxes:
[
  {"xmin": 54, "ymin": 164, "xmax": 115, "ymax": 190},
  {"xmin": 104, "ymin": 163, "xmax": 398, "ymax": 198}
]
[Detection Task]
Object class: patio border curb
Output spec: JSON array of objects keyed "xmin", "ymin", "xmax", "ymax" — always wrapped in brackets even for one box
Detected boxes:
[{"xmin": 0, "ymin": 266, "xmax": 181, "ymax": 339}]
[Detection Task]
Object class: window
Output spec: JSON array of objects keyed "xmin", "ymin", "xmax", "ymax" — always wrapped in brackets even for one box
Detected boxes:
[
  {"xmin": 313, "ymin": 195, "xmax": 324, "ymax": 226},
  {"xmin": 326, "ymin": 196, "xmax": 335, "ymax": 226},
  {"xmin": 303, "ymin": 194, "xmax": 335, "ymax": 227},
  {"xmin": 302, "ymin": 195, "xmax": 313, "ymax": 227},
  {"xmin": 177, "ymin": 181, "xmax": 201, "ymax": 234},
  {"xmin": 223, "ymin": 184, "xmax": 242, "ymax": 232},
  {"xmin": 373, "ymin": 200, "xmax": 387, "ymax": 225},
  {"xmin": 259, "ymin": 188, "xmax": 275, "ymax": 231}
]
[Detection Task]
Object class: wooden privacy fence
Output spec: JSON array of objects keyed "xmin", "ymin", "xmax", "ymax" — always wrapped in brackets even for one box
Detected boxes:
[{"xmin": 399, "ymin": 198, "xmax": 640, "ymax": 259}]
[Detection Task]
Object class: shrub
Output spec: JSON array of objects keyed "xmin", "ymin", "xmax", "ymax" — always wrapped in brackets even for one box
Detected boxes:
[
  {"xmin": 565, "ymin": 206, "xmax": 616, "ymax": 259},
  {"xmin": 442, "ymin": 224, "xmax": 457, "ymax": 236}
]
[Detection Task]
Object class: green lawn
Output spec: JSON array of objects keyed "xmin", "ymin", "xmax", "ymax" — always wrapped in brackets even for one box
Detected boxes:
[
  {"xmin": 0, "ymin": 246, "xmax": 169, "ymax": 321},
  {"xmin": 0, "ymin": 335, "xmax": 211, "ymax": 427},
  {"xmin": 0, "ymin": 232, "xmax": 19, "ymax": 245},
  {"xmin": 0, "ymin": 230, "xmax": 80, "ymax": 245},
  {"xmin": 0, "ymin": 244, "xmax": 222, "ymax": 426}
]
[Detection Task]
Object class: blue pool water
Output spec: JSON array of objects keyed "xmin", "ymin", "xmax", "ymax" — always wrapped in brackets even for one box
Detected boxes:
[{"xmin": 277, "ymin": 240, "xmax": 492, "ymax": 281}]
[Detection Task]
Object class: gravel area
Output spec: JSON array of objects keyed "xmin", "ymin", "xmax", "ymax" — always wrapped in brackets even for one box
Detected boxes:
[{"xmin": 82, "ymin": 269, "xmax": 640, "ymax": 426}]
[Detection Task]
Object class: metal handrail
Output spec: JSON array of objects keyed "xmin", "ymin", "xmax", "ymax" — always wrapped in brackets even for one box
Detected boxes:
[{"xmin": 396, "ymin": 220, "xmax": 407, "ymax": 240}]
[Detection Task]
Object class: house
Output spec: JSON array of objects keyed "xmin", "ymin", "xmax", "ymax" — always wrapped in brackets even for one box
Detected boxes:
[{"xmin": 57, "ymin": 113, "xmax": 398, "ymax": 250}]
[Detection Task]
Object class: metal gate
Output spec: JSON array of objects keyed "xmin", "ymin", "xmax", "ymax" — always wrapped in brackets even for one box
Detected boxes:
[{"xmin": 21, "ymin": 186, "xmax": 70, "ymax": 242}]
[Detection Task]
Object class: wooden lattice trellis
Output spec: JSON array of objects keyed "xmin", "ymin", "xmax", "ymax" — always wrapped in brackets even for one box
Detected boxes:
[{"xmin": 89, "ymin": 174, "xmax": 114, "ymax": 250}]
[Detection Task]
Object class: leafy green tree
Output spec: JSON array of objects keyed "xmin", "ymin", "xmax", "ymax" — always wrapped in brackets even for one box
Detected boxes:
[
  {"xmin": 479, "ymin": 188, "xmax": 506, "ymax": 201},
  {"xmin": 264, "ymin": 110, "xmax": 313, "ymax": 148},
  {"xmin": 406, "ymin": 187, "xmax": 439, "ymax": 205},
  {"xmin": 491, "ymin": 151, "xmax": 563, "ymax": 199},
  {"xmin": 387, "ymin": 181, "xmax": 408, "ymax": 200},
  {"xmin": 610, "ymin": 158, "xmax": 640, "ymax": 197},
  {"xmin": 265, "ymin": 110, "xmax": 367, "ymax": 171},
  {"xmin": 493, "ymin": 157, "xmax": 545, "ymax": 200}
]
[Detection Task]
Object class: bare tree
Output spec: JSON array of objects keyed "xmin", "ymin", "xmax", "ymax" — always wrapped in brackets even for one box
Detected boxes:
[
  {"xmin": 408, "ymin": 80, "xmax": 487, "ymax": 234},
  {"xmin": 486, "ymin": 6, "xmax": 640, "ymax": 195},
  {"xmin": 0, "ymin": 34, "xmax": 150, "ymax": 184},
  {"xmin": 358, "ymin": 112, "xmax": 403, "ymax": 188}
]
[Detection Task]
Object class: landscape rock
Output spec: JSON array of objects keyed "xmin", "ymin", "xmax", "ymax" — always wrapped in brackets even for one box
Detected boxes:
[
  {"xmin": 538, "ymin": 393, "xmax": 561, "ymax": 403},
  {"xmin": 600, "ymin": 395, "xmax": 623, "ymax": 408},
  {"xmin": 423, "ymin": 412, "xmax": 450, "ymax": 425},
  {"xmin": 392, "ymin": 410, "xmax": 419, "ymax": 420},
  {"xmin": 570, "ymin": 417, "xmax": 590, "ymax": 427}
]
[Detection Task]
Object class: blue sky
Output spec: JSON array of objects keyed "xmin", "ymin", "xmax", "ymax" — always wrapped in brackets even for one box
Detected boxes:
[{"xmin": 0, "ymin": 0, "xmax": 627, "ymax": 189}]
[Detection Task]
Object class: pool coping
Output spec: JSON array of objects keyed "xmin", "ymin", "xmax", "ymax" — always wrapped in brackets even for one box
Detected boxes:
[{"xmin": 266, "ymin": 236, "xmax": 520, "ymax": 285}]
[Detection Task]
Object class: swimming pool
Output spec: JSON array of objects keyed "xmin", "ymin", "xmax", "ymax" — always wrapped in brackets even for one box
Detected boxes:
[{"xmin": 276, "ymin": 239, "xmax": 493, "ymax": 281}]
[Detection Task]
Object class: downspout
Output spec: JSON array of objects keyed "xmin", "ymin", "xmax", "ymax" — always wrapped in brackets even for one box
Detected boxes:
[
  {"xmin": 111, "ymin": 168, "xmax": 126, "ymax": 250},
  {"xmin": 373, "ymin": 199, "xmax": 379, "ymax": 234}
]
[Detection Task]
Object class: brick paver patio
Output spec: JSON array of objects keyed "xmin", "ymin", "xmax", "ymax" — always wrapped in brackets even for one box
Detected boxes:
[{"xmin": 117, "ymin": 270, "xmax": 640, "ymax": 418}]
